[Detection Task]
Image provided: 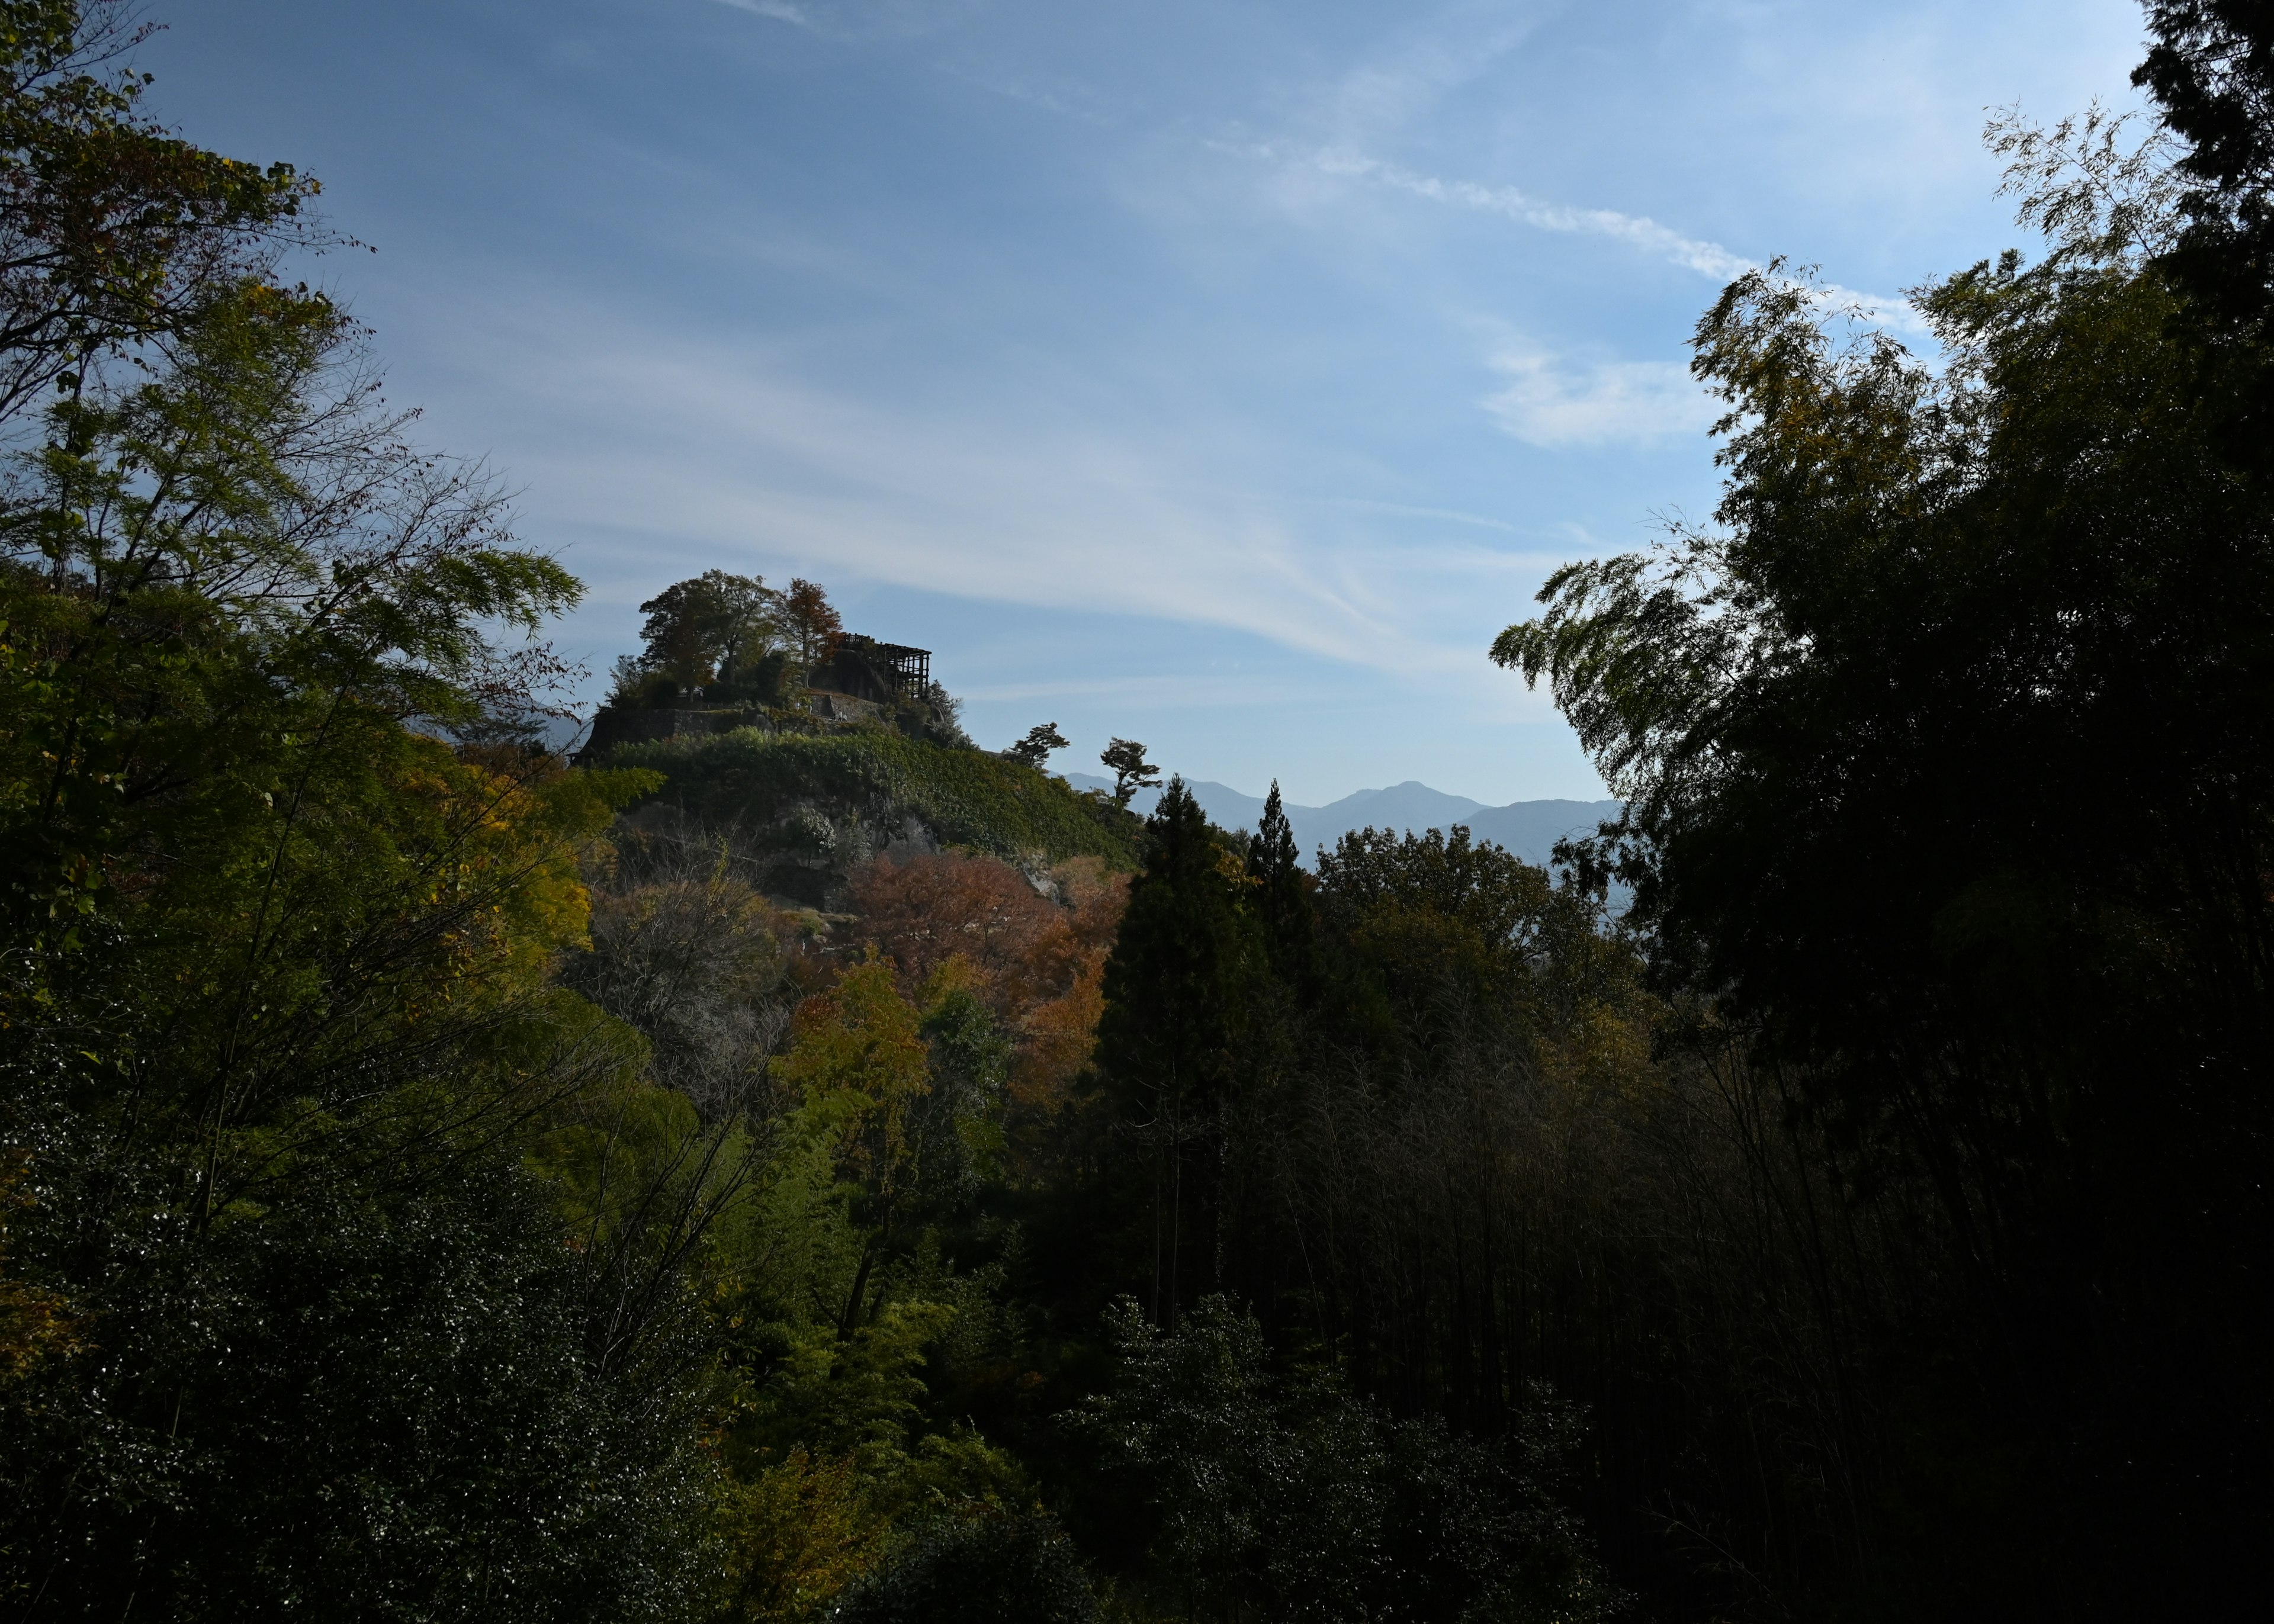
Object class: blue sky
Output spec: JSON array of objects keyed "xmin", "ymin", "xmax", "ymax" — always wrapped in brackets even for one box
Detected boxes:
[{"xmin": 144, "ymin": 1, "xmax": 2147, "ymax": 803}]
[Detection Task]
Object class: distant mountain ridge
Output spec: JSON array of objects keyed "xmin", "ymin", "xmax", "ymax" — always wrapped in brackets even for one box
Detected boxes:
[{"xmin": 1060, "ymin": 774, "xmax": 1620, "ymax": 871}]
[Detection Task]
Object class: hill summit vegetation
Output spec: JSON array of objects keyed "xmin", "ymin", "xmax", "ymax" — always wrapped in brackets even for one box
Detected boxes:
[{"xmin": 2, "ymin": 2, "xmax": 2272, "ymax": 1620}]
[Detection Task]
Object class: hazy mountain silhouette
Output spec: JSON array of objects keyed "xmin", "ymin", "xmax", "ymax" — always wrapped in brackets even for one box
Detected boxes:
[{"xmin": 1061, "ymin": 774, "xmax": 1618, "ymax": 871}]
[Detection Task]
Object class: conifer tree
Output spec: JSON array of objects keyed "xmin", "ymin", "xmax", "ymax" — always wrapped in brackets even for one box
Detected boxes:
[
  {"xmin": 1244, "ymin": 780, "xmax": 1318, "ymax": 996},
  {"xmin": 1099, "ymin": 738, "xmax": 1160, "ymax": 805},
  {"xmin": 1005, "ymin": 722, "xmax": 1070, "ymax": 770},
  {"xmin": 1091, "ymin": 780, "xmax": 1258, "ymax": 1321}
]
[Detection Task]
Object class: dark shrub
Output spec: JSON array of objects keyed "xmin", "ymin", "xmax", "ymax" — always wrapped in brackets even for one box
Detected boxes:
[{"xmin": 833, "ymin": 1513, "xmax": 1098, "ymax": 1624}]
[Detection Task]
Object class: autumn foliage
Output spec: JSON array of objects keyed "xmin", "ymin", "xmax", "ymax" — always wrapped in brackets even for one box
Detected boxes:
[{"xmin": 846, "ymin": 853, "xmax": 1126, "ymax": 1118}]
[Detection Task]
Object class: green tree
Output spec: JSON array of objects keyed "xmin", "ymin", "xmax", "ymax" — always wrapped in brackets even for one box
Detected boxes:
[
  {"xmin": 1004, "ymin": 721, "xmax": 1068, "ymax": 770},
  {"xmin": 2134, "ymin": 2, "xmax": 2274, "ymax": 324},
  {"xmin": 1091, "ymin": 780, "xmax": 1258, "ymax": 1320},
  {"xmin": 1244, "ymin": 780, "xmax": 1318, "ymax": 993},
  {"xmin": 832, "ymin": 1513, "xmax": 1099, "ymax": 1624},
  {"xmin": 628, "ymin": 569, "xmax": 781, "ymax": 699},
  {"xmin": 1313, "ymin": 825, "xmax": 1566, "ymax": 1053},
  {"xmin": 1491, "ymin": 110, "xmax": 2274, "ymax": 1613},
  {"xmin": 0, "ymin": 0, "xmax": 320, "ymax": 427},
  {"xmin": 1099, "ymin": 737, "xmax": 1158, "ymax": 806},
  {"xmin": 1075, "ymin": 1295, "xmax": 1614, "ymax": 1624},
  {"xmin": 0, "ymin": 22, "xmax": 719, "ymax": 1608},
  {"xmin": 771, "ymin": 959, "xmax": 934, "ymax": 1337},
  {"xmin": 702, "ymin": 953, "xmax": 1035, "ymax": 1622},
  {"xmin": 0, "ymin": 304, "xmax": 709, "ymax": 1610}
]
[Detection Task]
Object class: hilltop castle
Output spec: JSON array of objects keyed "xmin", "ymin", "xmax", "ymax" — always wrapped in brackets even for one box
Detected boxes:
[{"xmin": 578, "ymin": 633, "xmax": 940, "ymax": 761}]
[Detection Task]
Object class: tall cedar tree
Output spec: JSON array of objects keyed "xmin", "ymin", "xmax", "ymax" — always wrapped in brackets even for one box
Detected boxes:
[
  {"xmin": 1090, "ymin": 780, "xmax": 1259, "ymax": 1322},
  {"xmin": 1244, "ymin": 780, "xmax": 1319, "ymax": 996}
]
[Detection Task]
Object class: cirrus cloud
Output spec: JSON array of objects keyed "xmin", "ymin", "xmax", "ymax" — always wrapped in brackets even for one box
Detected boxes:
[{"xmin": 1481, "ymin": 346, "xmax": 1719, "ymax": 449}]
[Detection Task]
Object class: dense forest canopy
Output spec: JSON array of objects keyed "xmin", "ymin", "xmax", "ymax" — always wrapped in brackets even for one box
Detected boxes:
[{"xmin": 1, "ymin": 1, "xmax": 2270, "ymax": 1619}]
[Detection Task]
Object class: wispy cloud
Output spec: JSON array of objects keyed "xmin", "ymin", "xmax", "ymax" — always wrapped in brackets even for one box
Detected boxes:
[
  {"xmin": 712, "ymin": 0, "xmax": 810, "ymax": 25},
  {"xmin": 1309, "ymin": 5, "xmax": 1560, "ymax": 145},
  {"xmin": 939, "ymin": 59, "xmax": 1123, "ymax": 127},
  {"xmin": 957, "ymin": 672, "xmax": 1316, "ymax": 708},
  {"xmin": 1239, "ymin": 141, "xmax": 1929, "ymax": 334},
  {"xmin": 1313, "ymin": 147, "xmax": 1755, "ymax": 280},
  {"xmin": 1481, "ymin": 346, "xmax": 1719, "ymax": 448},
  {"xmin": 447, "ymin": 300, "xmax": 1527, "ymax": 680},
  {"xmin": 1322, "ymin": 498, "xmax": 1519, "ymax": 533},
  {"xmin": 706, "ymin": 0, "xmax": 985, "ymax": 42}
]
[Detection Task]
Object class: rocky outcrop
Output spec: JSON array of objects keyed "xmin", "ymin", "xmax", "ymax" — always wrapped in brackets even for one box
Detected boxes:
[{"xmin": 577, "ymin": 705, "xmax": 772, "ymax": 762}]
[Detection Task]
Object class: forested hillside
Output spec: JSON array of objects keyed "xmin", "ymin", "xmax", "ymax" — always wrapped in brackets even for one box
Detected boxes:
[
  {"xmin": 614, "ymin": 730, "xmax": 1142, "ymax": 902},
  {"xmin": 2, "ymin": 2, "xmax": 2270, "ymax": 1620}
]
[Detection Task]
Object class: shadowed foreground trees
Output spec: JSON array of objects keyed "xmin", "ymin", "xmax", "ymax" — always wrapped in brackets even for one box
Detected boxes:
[
  {"xmin": 7, "ymin": 2, "xmax": 2274, "ymax": 1619},
  {"xmin": 0, "ymin": 122, "xmax": 710, "ymax": 1615},
  {"xmin": 1492, "ymin": 91, "xmax": 2274, "ymax": 1617}
]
